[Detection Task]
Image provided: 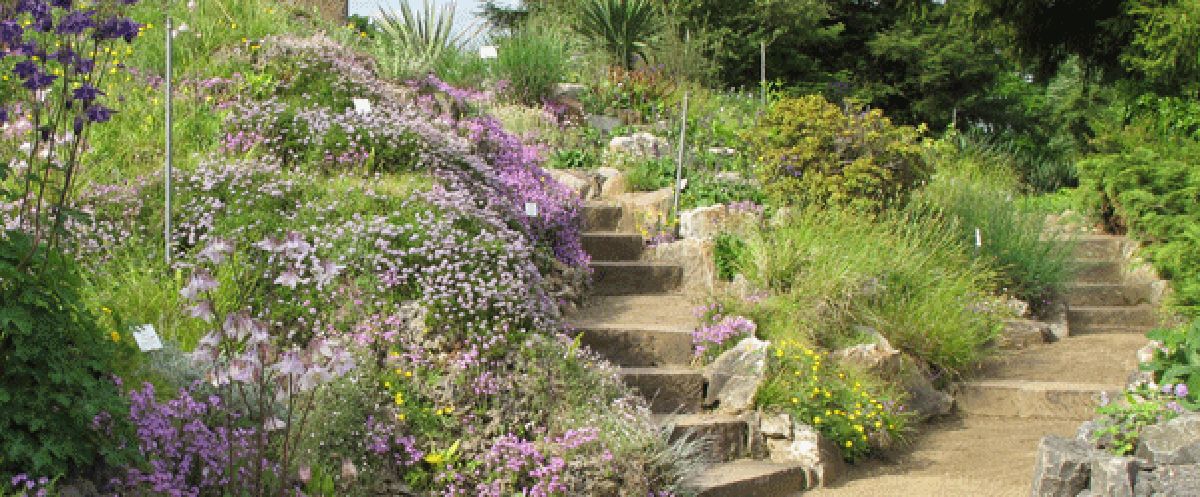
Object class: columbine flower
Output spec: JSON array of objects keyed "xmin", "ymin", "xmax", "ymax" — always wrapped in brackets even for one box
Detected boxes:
[
  {"xmin": 179, "ymin": 269, "xmax": 218, "ymax": 300},
  {"xmin": 1176, "ymin": 383, "xmax": 1190, "ymax": 398},
  {"xmin": 274, "ymin": 268, "xmax": 305, "ymax": 288},
  {"xmin": 198, "ymin": 237, "xmax": 234, "ymax": 263},
  {"xmin": 185, "ymin": 299, "xmax": 215, "ymax": 322},
  {"xmin": 254, "ymin": 235, "xmax": 285, "ymax": 252}
]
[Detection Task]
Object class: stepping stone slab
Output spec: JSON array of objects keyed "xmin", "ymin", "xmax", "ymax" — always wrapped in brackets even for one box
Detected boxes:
[
  {"xmin": 1064, "ymin": 282, "xmax": 1155, "ymax": 307},
  {"xmin": 581, "ymin": 202, "xmax": 623, "ymax": 232},
  {"xmin": 581, "ymin": 232, "xmax": 644, "ymax": 261},
  {"xmin": 956, "ymin": 380, "xmax": 1122, "ymax": 420},
  {"xmin": 572, "ymin": 322, "xmax": 694, "ymax": 367},
  {"xmin": 682, "ymin": 459, "xmax": 808, "ymax": 497},
  {"xmin": 653, "ymin": 413, "xmax": 748, "ymax": 463},
  {"xmin": 617, "ymin": 366, "xmax": 704, "ymax": 414},
  {"xmin": 1067, "ymin": 305, "xmax": 1164, "ymax": 329},
  {"xmin": 590, "ymin": 261, "xmax": 683, "ymax": 295}
]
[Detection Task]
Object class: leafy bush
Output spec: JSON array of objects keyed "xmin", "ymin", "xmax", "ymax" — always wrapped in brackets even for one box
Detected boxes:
[
  {"xmin": 624, "ymin": 156, "xmax": 679, "ymax": 191},
  {"xmin": 1140, "ymin": 319, "xmax": 1200, "ymax": 410},
  {"xmin": 1093, "ymin": 379, "xmax": 1190, "ymax": 455},
  {"xmin": 0, "ymin": 231, "xmax": 141, "ymax": 483},
  {"xmin": 549, "ymin": 149, "xmax": 600, "ymax": 169},
  {"xmin": 1077, "ymin": 135, "xmax": 1200, "ymax": 315},
  {"xmin": 713, "ymin": 232, "xmax": 748, "ymax": 281},
  {"xmin": 744, "ymin": 94, "xmax": 931, "ymax": 211}
]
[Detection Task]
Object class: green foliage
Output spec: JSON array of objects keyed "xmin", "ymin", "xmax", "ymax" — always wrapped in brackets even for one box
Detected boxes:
[
  {"xmin": 1093, "ymin": 382, "xmax": 1187, "ymax": 455},
  {"xmin": 372, "ymin": 0, "xmax": 483, "ymax": 82},
  {"xmin": 1141, "ymin": 319, "xmax": 1200, "ymax": 410},
  {"xmin": 755, "ymin": 340, "xmax": 913, "ymax": 462},
  {"xmin": 912, "ymin": 140, "xmax": 1076, "ymax": 310},
  {"xmin": 548, "ymin": 149, "xmax": 599, "ymax": 170},
  {"xmin": 491, "ymin": 28, "xmax": 570, "ymax": 105},
  {"xmin": 571, "ymin": 0, "xmax": 663, "ymax": 70},
  {"xmin": 1122, "ymin": 0, "xmax": 1200, "ymax": 96},
  {"xmin": 1076, "ymin": 137, "xmax": 1200, "ymax": 315},
  {"xmin": 0, "ymin": 230, "xmax": 141, "ymax": 482},
  {"xmin": 623, "ymin": 156, "xmax": 679, "ymax": 191},
  {"xmin": 1122, "ymin": 94, "xmax": 1200, "ymax": 139},
  {"xmin": 734, "ymin": 207, "xmax": 1001, "ymax": 375},
  {"xmin": 744, "ymin": 94, "xmax": 931, "ymax": 212},
  {"xmin": 713, "ymin": 232, "xmax": 747, "ymax": 281}
]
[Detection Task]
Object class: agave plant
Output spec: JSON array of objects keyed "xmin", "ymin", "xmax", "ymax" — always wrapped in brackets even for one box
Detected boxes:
[
  {"xmin": 572, "ymin": 0, "xmax": 662, "ymax": 70},
  {"xmin": 373, "ymin": 0, "xmax": 483, "ymax": 79}
]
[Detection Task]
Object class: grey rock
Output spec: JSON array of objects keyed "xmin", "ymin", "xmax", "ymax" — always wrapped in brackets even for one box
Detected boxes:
[
  {"xmin": 599, "ymin": 170, "xmax": 631, "ymax": 197},
  {"xmin": 594, "ymin": 166, "xmax": 622, "ymax": 180},
  {"xmin": 704, "ymin": 336, "xmax": 770, "ymax": 414},
  {"xmin": 832, "ymin": 335, "xmax": 953, "ymax": 422},
  {"xmin": 1089, "ymin": 456, "xmax": 1140, "ymax": 497},
  {"xmin": 607, "ymin": 132, "xmax": 671, "ymax": 159},
  {"xmin": 766, "ymin": 423, "xmax": 846, "ymax": 489},
  {"xmin": 761, "ymin": 412, "xmax": 792, "ymax": 439},
  {"xmin": 1029, "ymin": 435, "xmax": 1097, "ymax": 497},
  {"xmin": 1133, "ymin": 464, "xmax": 1200, "ymax": 496},
  {"xmin": 1136, "ymin": 413, "xmax": 1200, "ymax": 465},
  {"xmin": 1076, "ymin": 417, "xmax": 1117, "ymax": 451},
  {"xmin": 678, "ymin": 203, "xmax": 763, "ymax": 240},
  {"xmin": 585, "ymin": 114, "xmax": 623, "ymax": 134},
  {"xmin": 553, "ymin": 83, "xmax": 588, "ymax": 100}
]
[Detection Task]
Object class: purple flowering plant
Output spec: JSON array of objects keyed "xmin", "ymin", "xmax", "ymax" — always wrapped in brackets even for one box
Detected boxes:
[
  {"xmin": 1095, "ymin": 378, "xmax": 1194, "ymax": 456},
  {"xmin": 690, "ymin": 301, "xmax": 756, "ymax": 364}
]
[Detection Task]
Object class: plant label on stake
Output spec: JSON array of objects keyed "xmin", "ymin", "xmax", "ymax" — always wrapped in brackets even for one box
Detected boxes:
[
  {"xmin": 132, "ymin": 324, "xmax": 164, "ymax": 351},
  {"xmin": 352, "ymin": 98, "xmax": 372, "ymax": 115},
  {"xmin": 479, "ymin": 46, "xmax": 498, "ymax": 59},
  {"xmin": 524, "ymin": 202, "xmax": 538, "ymax": 216}
]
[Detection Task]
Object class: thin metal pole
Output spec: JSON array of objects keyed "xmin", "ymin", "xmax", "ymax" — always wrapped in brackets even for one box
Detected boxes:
[
  {"xmin": 672, "ymin": 92, "xmax": 689, "ymax": 237},
  {"xmin": 165, "ymin": 16, "xmax": 173, "ymax": 266},
  {"xmin": 760, "ymin": 41, "xmax": 766, "ymax": 107}
]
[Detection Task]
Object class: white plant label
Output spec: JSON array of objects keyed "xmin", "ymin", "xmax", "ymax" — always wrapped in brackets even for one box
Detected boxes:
[
  {"xmin": 352, "ymin": 98, "xmax": 372, "ymax": 115},
  {"xmin": 524, "ymin": 202, "xmax": 538, "ymax": 216},
  {"xmin": 479, "ymin": 46, "xmax": 498, "ymax": 59},
  {"xmin": 132, "ymin": 324, "xmax": 164, "ymax": 351},
  {"xmin": 677, "ymin": 178, "xmax": 688, "ymax": 190}
]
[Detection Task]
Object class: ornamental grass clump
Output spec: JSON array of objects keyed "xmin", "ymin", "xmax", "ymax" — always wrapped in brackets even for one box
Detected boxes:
[{"xmin": 756, "ymin": 340, "xmax": 914, "ymax": 462}]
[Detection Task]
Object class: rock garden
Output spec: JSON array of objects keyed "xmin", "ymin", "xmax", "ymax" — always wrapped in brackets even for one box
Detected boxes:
[{"xmin": 3, "ymin": 0, "xmax": 1200, "ymax": 496}]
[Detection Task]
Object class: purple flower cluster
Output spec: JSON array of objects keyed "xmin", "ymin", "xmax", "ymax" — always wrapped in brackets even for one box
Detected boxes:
[
  {"xmin": 475, "ymin": 427, "xmax": 611, "ymax": 497},
  {"xmin": 728, "ymin": 200, "xmax": 765, "ymax": 217},
  {"xmin": 111, "ymin": 382, "xmax": 264, "ymax": 495},
  {"xmin": 7, "ymin": 474, "xmax": 50, "ymax": 497},
  {"xmin": 692, "ymin": 301, "xmax": 757, "ymax": 360}
]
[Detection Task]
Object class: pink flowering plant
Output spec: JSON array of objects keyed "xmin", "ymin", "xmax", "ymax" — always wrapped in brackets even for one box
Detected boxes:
[
  {"xmin": 1094, "ymin": 379, "xmax": 1192, "ymax": 456},
  {"xmin": 690, "ymin": 301, "xmax": 757, "ymax": 364}
]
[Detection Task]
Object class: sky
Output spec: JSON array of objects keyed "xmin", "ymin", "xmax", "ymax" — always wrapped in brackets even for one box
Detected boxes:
[{"xmin": 347, "ymin": 0, "xmax": 517, "ymax": 46}]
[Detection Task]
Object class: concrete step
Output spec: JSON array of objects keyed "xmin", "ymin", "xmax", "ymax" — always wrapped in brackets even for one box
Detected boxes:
[
  {"xmin": 1071, "ymin": 259, "xmax": 1124, "ymax": 284},
  {"xmin": 591, "ymin": 261, "xmax": 683, "ymax": 296},
  {"xmin": 1070, "ymin": 324, "xmax": 1156, "ymax": 336},
  {"xmin": 567, "ymin": 294, "xmax": 699, "ymax": 328},
  {"xmin": 1067, "ymin": 304, "xmax": 1165, "ymax": 329},
  {"xmin": 955, "ymin": 379, "xmax": 1122, "ymax": 420},
  {"xmin": 581, "ymin": 232, "xmax": 644, "ymax": 261},
  {"xmin": 618, "ymin": 366, "xmax": 704, "ymax": 414},
  {"xmin": 681, "ymin": 459, "xmax": 808, "ymax": 497},
  {"xmin": 654, "ymin": 413, "xmax": 748, "ymax": 463},
  {"xmin": 1066, "ymin": 234, "xmax": 1125, "ymax": 259},
  {"xmin": 1063, "ymin": 282, "xmax": 1156, "ymax": 307},
  {"xmin": 573, "ymin": 321, "xmax": 694, "ymax": 367},
  {"xmin": 582, "ymin": 202, "xmax": 622, "ymax": 232}
]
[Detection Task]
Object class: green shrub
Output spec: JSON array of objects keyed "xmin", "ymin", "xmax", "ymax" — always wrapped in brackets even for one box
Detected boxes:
[
  {"xmin": 548, "ymin": 149, "xmax": 600, "ymax": 170},
  {"xmin": 624, "ymin": 156, "xmax": 679, "ymax": 191},
  {"xmin": 1140, "ymin": 318, "xmax": 1200, "ymax": 410},
  {"xmin": 0, "ymin": 231, "xmax": 141, "ymax": 482},
  {"xmin": 744, "ymin": 95, "xmax": 931, "ymax": 211},
  {"xmin": 713, "ymin": 232, "xmax": 747, "ymax": 281},
  {"xmin": 1077, "ymin": 134, "xmax": 1200, "ymax": 316}
]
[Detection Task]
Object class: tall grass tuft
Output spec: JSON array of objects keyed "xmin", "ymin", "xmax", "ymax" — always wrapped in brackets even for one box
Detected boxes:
[
  {"xmin": 491, "ymin": 28, "xmax": 571, "ymax": 105},
  {"xmin": 731, "ymin": 207, "xmax": 1001, "ymax": 375}
]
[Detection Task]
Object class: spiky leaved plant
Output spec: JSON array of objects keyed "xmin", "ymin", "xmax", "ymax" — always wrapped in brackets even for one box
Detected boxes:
[
  {"xmin": 571, "ymin": 0, "xmax": 662, "ymax": 70},
  {"xmin": 372, "ymin": 0, "xmax": 482, "ymax": 80}
]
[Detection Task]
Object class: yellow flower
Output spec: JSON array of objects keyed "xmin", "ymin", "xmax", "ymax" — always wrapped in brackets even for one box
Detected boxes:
[
  {"xmin": 791, "ymin": 397, "xmax": 798, "ymax": 403},
  {"xmin": 384, "ymin": 382, "xmax": 391, "ymax": 388},
  {"xmin": 394, "ymin": 393, "xmax": 404, "ymax": 405},
  {"xmin": 397, "ymin": 413, "xmax": 406, "ymax": 421},
  {"xmin": 102, "ymin": 308, "xmax": 112, "ymax": 313},
  {"xmin": 110, "ymin": 331, "xmax": 120, "ymax": 342},
  {"xmin": 845, "ymin": 440, "xmax": 853, "ymax": 448},
  {"xmin": 813, "ymin": 417, "xmax": 821, "ymax": 424},
  {"xmin": 405, "ymin": 371, "xmax": 413, "ymax": 377},
  {"xmin": 425, "ymin": 453, "xmax": 445, "ymax": 465}
]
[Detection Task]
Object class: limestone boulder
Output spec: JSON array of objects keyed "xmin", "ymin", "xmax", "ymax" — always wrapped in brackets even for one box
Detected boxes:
[
  {"xmin": 760, "ymin": 412, "xmax": 792, "ymax": 439},
  {"xmin": 641, "ymin": 238, "xmax": 716, "ymax": 294},
  {"xmin": 599, "ymin": 170, "xmax": 631, "ymax": 198},
  {"xmin": 612, "ymin": 186, "xmax": 676, "ymax": 232},
  {"xmin": 1136, "ymin": 413, "xmax": 1200, "ymax": 465},
  {"xmin": 607, "ymin": 132, "xmax": 671, "ymax": 159},
  {"xmin": 585, "ymin": 114, "xmax": 622, "ymax": 135},
  {"xmin": 544, "ymin": 168, "xmax": 600, "ymax": 200},
  {"xmin": 766, "ymin": 423, "xmax": 847, "ymax": 489},
  {"xmin": 831, "ymin": 331, "xmax": 953, "ymax": 422},
  {"xmin": 1087, "ymin": 456, "xmax": 1139, "ymax": 497},
  {"xmin": 1133, "ymin": 464, "xmax": 1200, "ymax": 496},
  {"xmin": 678, "ymin": 204, "xmax": 763, "ymax": 240},
  {"xmin": 704, "ymin": 336, "xmax": 770, "ymax": 414},
  {"xmin": 553, "ymin": 83, "xmax": 588, "ymax": 100}
]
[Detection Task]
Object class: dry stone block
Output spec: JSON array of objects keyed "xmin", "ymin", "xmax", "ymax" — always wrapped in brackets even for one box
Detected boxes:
[
  {"xmin": 545, "ymin": 168, "xmax": 600, "ymax": 200},
  {"xmin": 766, "ymin": 423, "xmax": 846, "ymax": 489},
  {"xmin": 831, "ymin": 333, "xmax": 953, "ymax": 422},
  {"xmin": 760, "ymin": 412, "xmax": 792, "ymax": 439},
  {"xmin": 1029, "ymin": 435, "xmax": 1097, "ymax": 497},
  {"xmin": 1136, "ymin": 413, "xmax": 1200, "ymax": 465},
  {"xmin": 599, "ymin": 170, "xmax": 631, "ymax": 198},
  {"xmin": 641, "ymin": 238, "xmax": 716, "ymax": 294},
  {"xmin": 607, "ymin": 132, "xmax": 671, "ymax": 158},
  {"xmin": 678, "ymin": 204, "xmax": 763, "ymax": 240},
  {"xmin": 1088, "ymin": 456, "xmax": 1139, "ymax": 497},
  {"xmin": 704, "ymin": 336, "xmax": 770, "ymax": 414}
]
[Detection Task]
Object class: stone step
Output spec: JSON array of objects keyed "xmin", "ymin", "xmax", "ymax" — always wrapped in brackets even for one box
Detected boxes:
[
  {"xmin": 1070, "ymin": 324, "xmax": 1157, "ymax": 336},
  {"xmin": 618, "ymin": 366, "xmax": 704, "ymax": 414},
  {"xmin": 955, "ymin": 380, "xmax": 1123, "ymax": 420},
  {"xmin": 970, "ymin": 333, "xmax": 1146, "ymax": 386},
  {"xmin": 1067, "ymin": 304, "xmax": 1164, "ymax": 329},
  {"xmin": 573, "ymin": 321, "xmax": 694, "ymax": 367},
  {"xmin": 1071, "ymin": 259, "xmax": 1124, "ymax": 284},
  {"xmin": 1063, "ymin": 282, "xmax": 1156, "ymax": 307},
  {"xmin": 582, "ymin": 202, "xmax": 622, "ymax": 232},
  {"xmin": 653, "ymin": 413, "xmax": 748, "ymax": 463},
  {"xmin": 590, "ymin": 261, "xmax": 683, "ymax": 296},
  {"xmin": 567, "ymin": 294, "xmax": 699, "ymax": 328},
  {"xmin": 1066, "ymin": 234, "xmax": 1125, "ymax": 259},
  {"xmin": 581, "ymin": 232, "xmax": 644, "ymax": 262},
  {"xmin": 681, "ymin": 459, "xmax": 808, "ymax": 497}
]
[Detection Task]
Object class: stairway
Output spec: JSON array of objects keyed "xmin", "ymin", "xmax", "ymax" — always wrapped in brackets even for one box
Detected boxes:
[
  {"xmin": 957, "ymin": 233, "xmax": 1172, "ymax": 421},
  {"xmin": 568, "ymin": 201, "xmax": 810, "ymax": 496}
]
